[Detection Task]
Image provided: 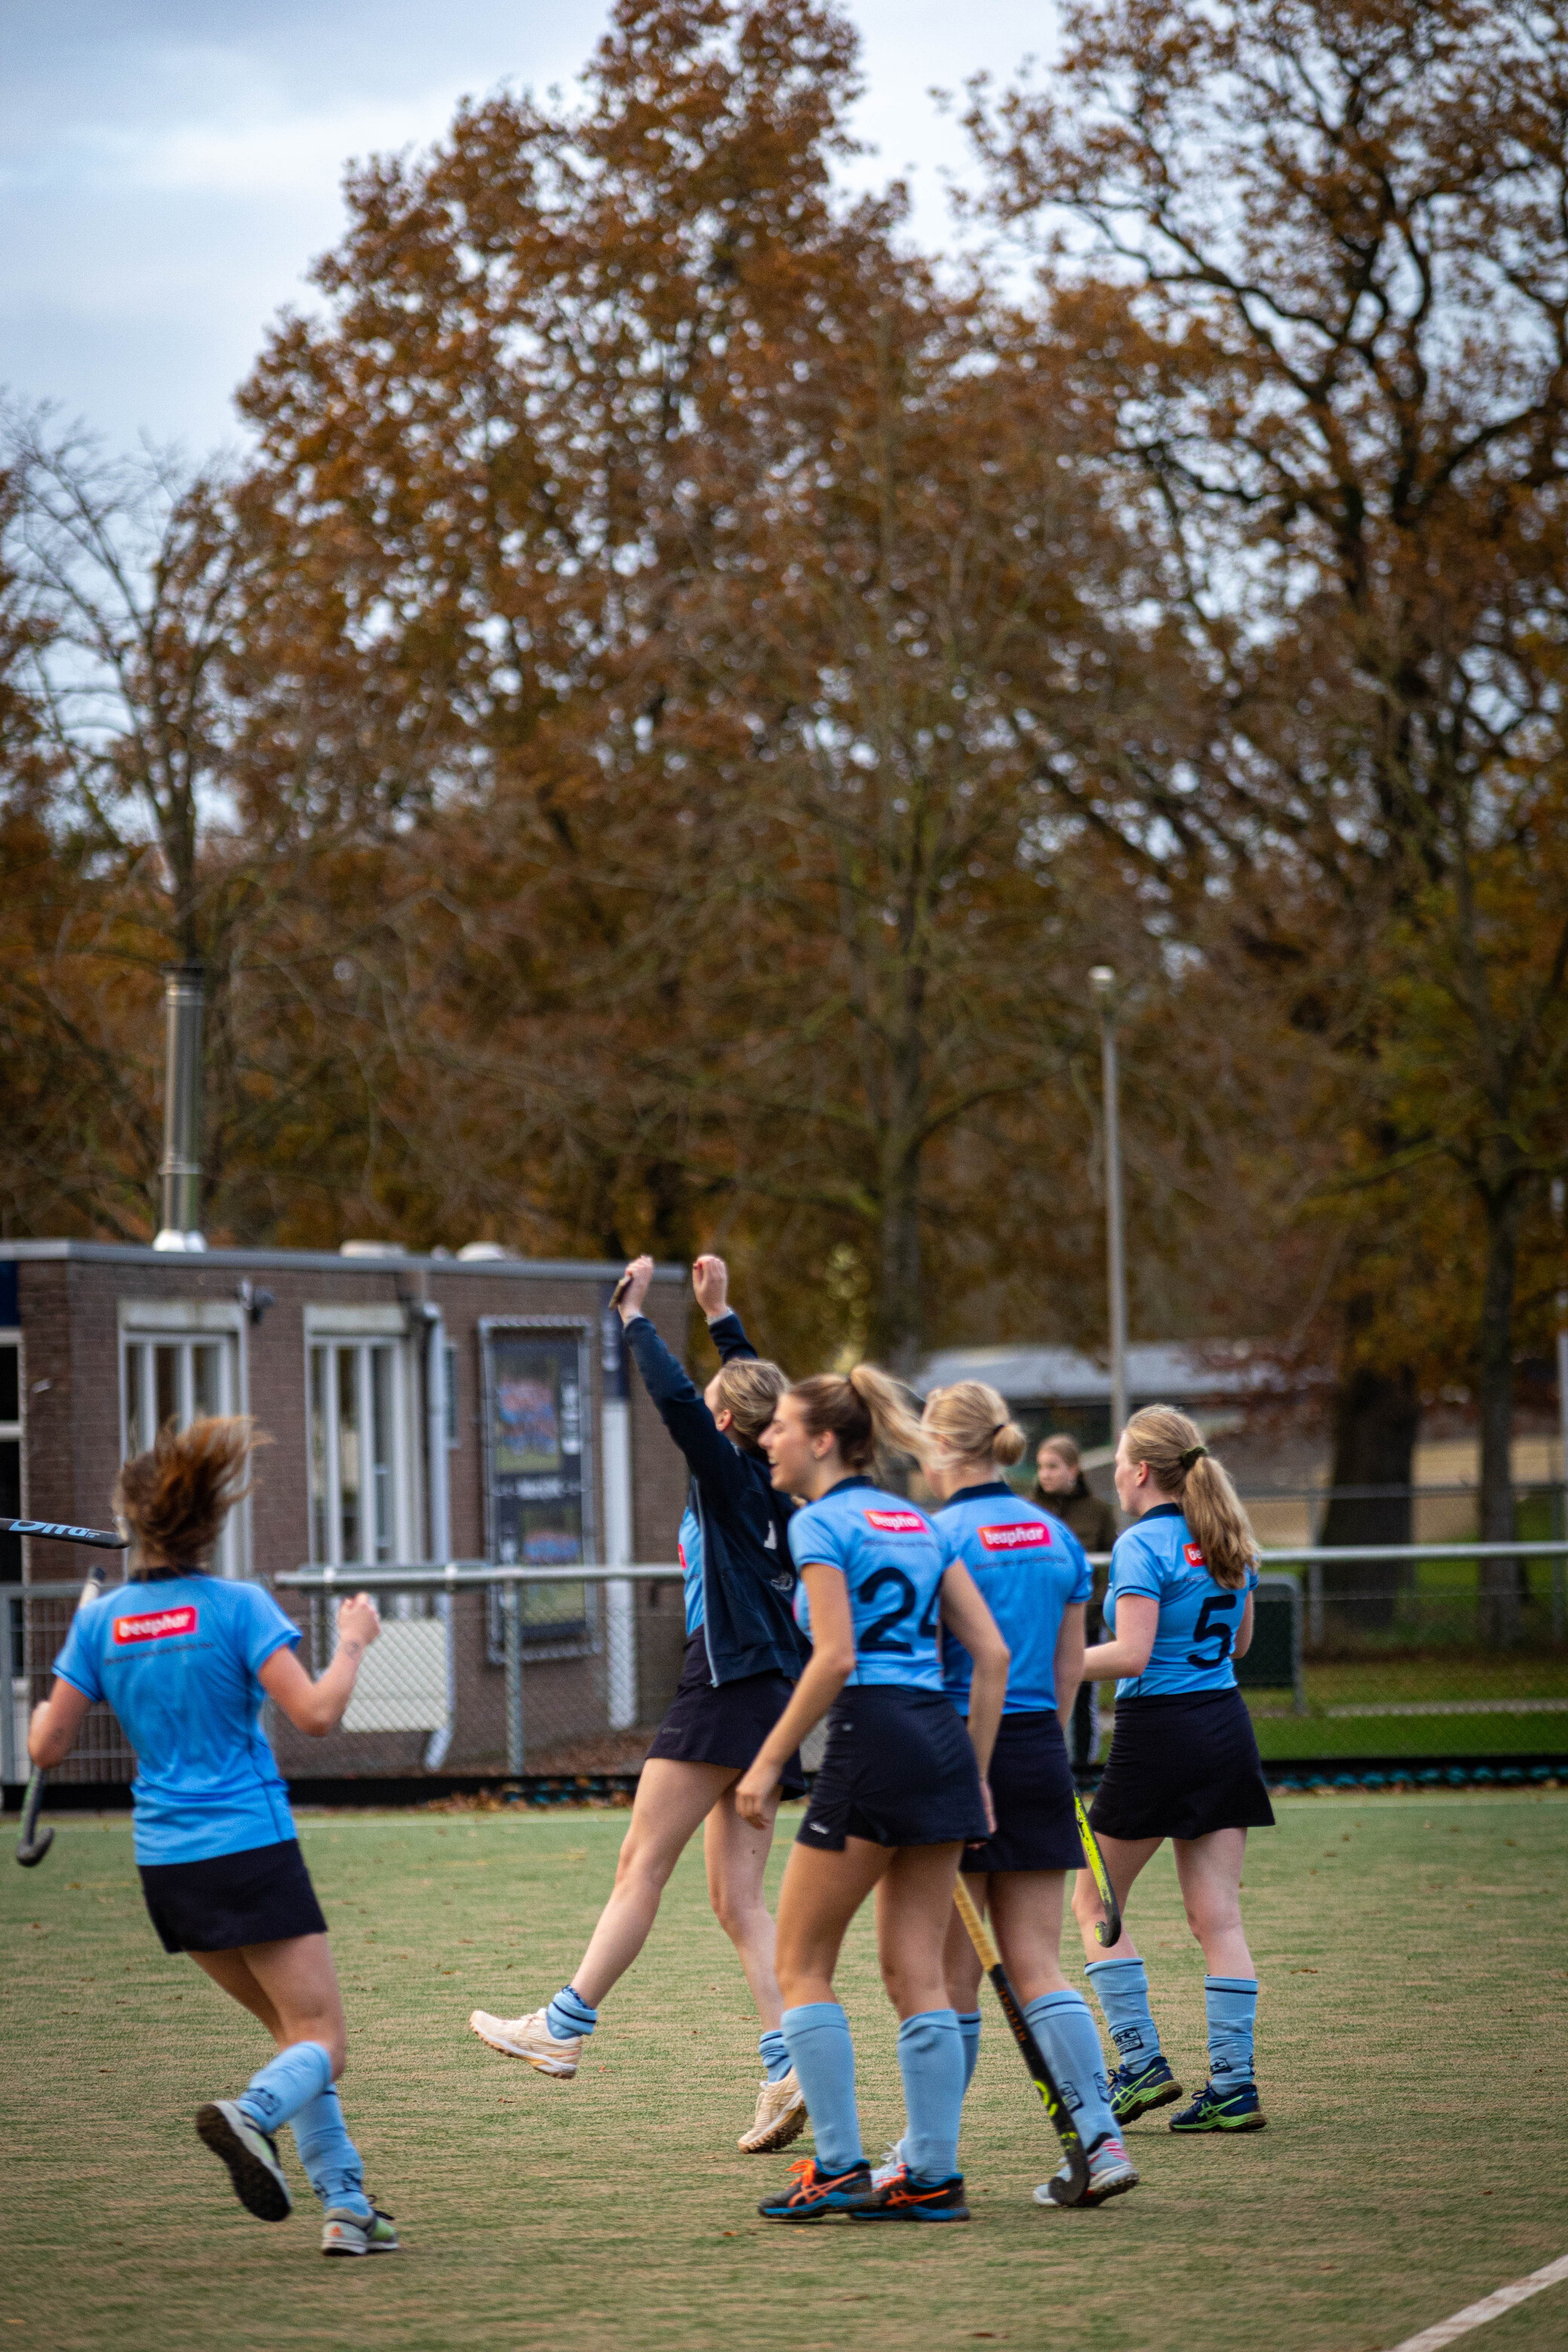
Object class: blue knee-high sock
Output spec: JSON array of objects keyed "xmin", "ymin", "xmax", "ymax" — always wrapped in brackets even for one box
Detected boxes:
[
  {"xmin": 1085, "ymin": 1956, "xmax": 1162, "ymax": 2069},
  {"xmin": 957, "ymin": 2011, "xmax": 982, "ymax": 2094},
  {"xmin": 1026, "ymin": 1991, "xmax": 1118, "ymax": 2151},
  {"xmin": 236, "ymin": 2039, "xmax": 334, "ymax": 2135},
  {"xmin": 546, "ymin": 1985, "xmax": 598, "ymax": 2041},
  {"xmin": 290, "ymin": 2084, "xmax": 372, "ymax": 2219},
  {"xmin": 1205, "ymin": 1977, "xmax": 1258, "ymax": 2087},
  {"xmin": 758, "ymin": 2029, "xmax": 792, "ymax": 2084},
  {"xmin": 781, "ymin": 2002, "xmax": 863, "ymax": 2174},
  {"xmin": 896, "ymin": 2009, "xmax": 966, "ymax": 2185}
]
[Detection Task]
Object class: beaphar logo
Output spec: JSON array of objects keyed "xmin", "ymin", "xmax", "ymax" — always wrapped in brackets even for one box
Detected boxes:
[
  {"xmin": 864, "ymin": 1508, "xmax": 925, "ymax": 1534},
  {"xmin": 977, "ymin": 1521, "xmax": 1052, "ymax": 1552},
  {"xmin": 678, "ymin": 1539, "xmax": 688, "ymax": 1570},
  {"xmin": 1184, "ymin": 1543, "xmax": 1207, "ymax": 1568},
  {"xmin": 112, "ymin": 1606, "xmax": 198, "ymax": 1646}
]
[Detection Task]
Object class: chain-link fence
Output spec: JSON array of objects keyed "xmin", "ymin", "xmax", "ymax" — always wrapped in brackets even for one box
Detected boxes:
[
  {"xmin": 4, "ymin": 1542, "xmax": 1566, "ymax": 1790},
  {"xmin": 3, "ymin": 1566, "xmax": 690, "ymax": 1787}
]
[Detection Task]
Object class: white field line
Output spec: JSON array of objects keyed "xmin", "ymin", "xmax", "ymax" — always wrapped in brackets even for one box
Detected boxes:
[
  {"xmin": 1385, "ymin": 2253, "xmax": 1568, "ymax": 2351},
  {"xmin": 1323, "ymin": 1697, "xmax": 1568, "ymax": 1718}
]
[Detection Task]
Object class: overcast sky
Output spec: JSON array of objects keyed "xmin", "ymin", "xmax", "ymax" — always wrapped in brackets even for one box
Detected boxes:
[{"xmin": 0, "ymin": 0, "xmax": 1053, "ymax": 461}]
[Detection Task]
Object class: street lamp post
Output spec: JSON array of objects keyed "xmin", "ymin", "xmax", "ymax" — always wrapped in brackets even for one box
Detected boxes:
[
  {"xmin": 1554, "ymin": 1179, "xmax": 1568, "ymax": 1640},
  {"xmin": 1089, "ymin": 966, "xmax": 1129, "ymax": 1450}
]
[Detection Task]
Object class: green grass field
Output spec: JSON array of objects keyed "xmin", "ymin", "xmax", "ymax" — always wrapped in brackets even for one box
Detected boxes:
[{"xmin": 5, "ymin": 1796, "xmax": 1567, "ymax": 2352}]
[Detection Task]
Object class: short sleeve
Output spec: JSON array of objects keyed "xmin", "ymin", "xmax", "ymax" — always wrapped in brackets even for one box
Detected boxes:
[
  {"xmin": 1064, "ymin": 1531, "xmax": 1092, "ymax": 1605},
  {"xmin": 53, "ymin": 1603, "xmax": 103, "ymax": 1704},
  {"xmin": 1109, "ymin": 1530, "xmax": 1163, "ymax": 1603},
  {"xmin": 788, "ymin": 1504, "xmax": 849, "ymax": 1576},
  {"xmin": 1245, "ymin": 1562, "xmax": 1260, "ymax": 1594},
  {"xmin": 237, "ymin": 1584, "xmax": 302, "ymax": 1675}
]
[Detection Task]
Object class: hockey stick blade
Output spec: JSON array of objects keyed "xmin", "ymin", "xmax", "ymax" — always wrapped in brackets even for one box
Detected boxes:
[
  {"xmin": 953, "ymin": 1876, "xmax": 1090, "ymax": 2203},
  {"xmin": 1073, "ymin": 1793, "xmax": 1122, "ymax": 1946},
  {"xmin": 1, "ymin": 1517, "xmax": 128, "ymax": 1551}
]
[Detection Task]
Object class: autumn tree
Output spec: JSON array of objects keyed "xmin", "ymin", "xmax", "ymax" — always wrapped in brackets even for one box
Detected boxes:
[
  {"xmin": 972, "ymin": 0, "xmax": 1568, "ymax": 1572},
  {"xmin": 233, "ymin": 0, "xmax": 1225, "ymax": 1362}
]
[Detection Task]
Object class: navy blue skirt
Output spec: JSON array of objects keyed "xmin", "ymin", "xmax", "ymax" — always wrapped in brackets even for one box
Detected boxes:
[
  {"xmin": 139, "ymin": 1838, "xmax": 327, "ymax": 1954},
  {"xmin": 645, "ymin": 1632, "xmax": 806, "ymax": 1796},
  {"xmin": 798, "ymin": 1684, "xmax": 988, "ymax": 1851},
  {"xmin": 1089, "ymin": 1689, "xmax": 1275, "ymax": 1842},
  {"xmin": 963, "ymin": 1709, "xmax": 1083, "ymax": 1874}
]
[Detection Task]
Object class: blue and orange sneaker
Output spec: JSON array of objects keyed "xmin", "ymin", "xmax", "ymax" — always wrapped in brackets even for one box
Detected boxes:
[
  {"xmin": 758, "ymin": 2156, "xmax": 874, "ymax": 2222},
  {"xmin": 1168, "ymin": 2079, "xmax": 1266, "ymax": 2132},
  {"xmin": 1108, "ymin": 2053, "xmax": 1183, "ymax": 2124},
  {"xmin": 848, "ymin": 2164, "xmax": 969, "ymax": 2224}
]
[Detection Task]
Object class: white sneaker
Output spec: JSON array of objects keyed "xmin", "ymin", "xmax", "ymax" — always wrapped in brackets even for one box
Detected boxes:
[
  {"xmin": 737, "ymin": 2069, "xmax": 808, "ymax": 2154},
  {"xmin": 321, "ymin": 2205, "xmax": 401, "ymax": 2256},
  {"xmin": 1034, "ymin": 2132, "xmax": 1139, "ymax": 2209},
  {"xmin": 468, "ymin": 2005, "xmax": 581, "ymax": 2078},
  {"xmin": 871, "ymin": 2139, "xmax": 906, "ymax": 2189},
  {"xmin": 194, "ymin": 2098, "xmax": 292, "ymax": 2222}
]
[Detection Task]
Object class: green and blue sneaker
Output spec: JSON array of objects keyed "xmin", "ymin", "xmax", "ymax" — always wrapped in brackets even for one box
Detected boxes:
[
  {"xmin": 758, "ymin": 2156, "xmax": 874, "ymax": 2222},
  {"xmin": 322, "ymin": 2204, "xmax": 401, "ymax": 2256},
  {"xmin": 1108, "ymin": 2054, "xmax": 1183, "ymax": 2125},
  {"xmin": 1168, "ymin": 2079, "xmax": 1266, "ymax": 2133}
]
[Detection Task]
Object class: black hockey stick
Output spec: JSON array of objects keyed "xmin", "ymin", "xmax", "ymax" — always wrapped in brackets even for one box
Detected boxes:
[
  {"xmin": 953, "ymin": 1875, "xmax": 1090, "ymax": 2204},
  {"xmin": 1, "ymin": 1517, "xmax": 129, "ymax": 1552},
  {"xmin": 1073, "ymin": 1793, "xmax": 1122, "ymax": 1947},
  {"xmin": 14, "ymin": 1524, "xmax": 123, "ymax": 1866}
]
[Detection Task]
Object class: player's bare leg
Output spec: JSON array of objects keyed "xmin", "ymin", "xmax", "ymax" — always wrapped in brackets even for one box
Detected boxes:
[{"xmin": 704, "ymin": 1782, "xmax": 806, "ymax": 2150}]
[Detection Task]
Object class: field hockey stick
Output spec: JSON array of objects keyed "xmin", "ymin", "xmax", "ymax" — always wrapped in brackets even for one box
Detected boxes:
[
  {"xmin": 1, "ymin": 1517, "xmax": 130, "ymax": 1551},
  {"xmin": 1073, "ymin": 1793, "xmax": 1122, "ymax": 1947},
  {"xmin": 14, "ymin": 1527, "xmax": 123, "ymax": 1868},
  {"xmin": 952, "ymin": 1874, "xmax": 1090, "ymax": 2204}
]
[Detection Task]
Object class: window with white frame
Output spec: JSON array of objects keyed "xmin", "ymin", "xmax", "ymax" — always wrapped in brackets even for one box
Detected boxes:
[
  {"xmin": 120, "ymin": 1306, "xmax": 246, "ymax": 1576},
  {"xmin": 305, "ymin": 1312, "xmax": 418, "ymax": 1568}
]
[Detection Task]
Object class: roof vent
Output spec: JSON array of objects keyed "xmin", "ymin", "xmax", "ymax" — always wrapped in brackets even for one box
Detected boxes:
[
  {"xmin": 339, "ymin": 1240, "xmax": 406, "ymax": 1258},
  {"xmin": 456, "ymin": 1241, "xmax": 508, "ymax": 1261}
]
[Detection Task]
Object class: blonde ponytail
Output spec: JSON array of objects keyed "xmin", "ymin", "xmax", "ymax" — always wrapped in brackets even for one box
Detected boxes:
[
  {"xmin": 791, "ymin": 1364, "xmax": 924, "ymax": 1472},
  {"xmin": 920, "ymin": 1381, "xmax": 1027, "ymax": 1474},
  {"xmin": 1122, "ymin": 1404, "xmax": 1256, "ymax": 1589}
]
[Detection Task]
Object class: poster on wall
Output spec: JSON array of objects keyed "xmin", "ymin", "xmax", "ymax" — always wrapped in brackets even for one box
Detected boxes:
[{"xmin": 482, "ymin": 1324, "xmax": 596, "ymax": 1656}]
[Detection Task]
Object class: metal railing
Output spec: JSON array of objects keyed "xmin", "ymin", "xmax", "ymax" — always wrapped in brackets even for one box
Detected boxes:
[{"xmin": 4, "ymin": 1537, "xmax": 1566, "ymax": 1788}]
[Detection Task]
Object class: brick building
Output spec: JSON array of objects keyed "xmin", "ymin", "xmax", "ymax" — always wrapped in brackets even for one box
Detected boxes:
[{"xmin": 0, "ymin": 1242, "xmax": 694, "ymax": 1790}]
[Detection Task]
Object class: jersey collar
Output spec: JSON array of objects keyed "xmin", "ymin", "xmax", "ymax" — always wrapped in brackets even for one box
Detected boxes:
[
  {"xmin": 936, "ymin": 1479, "xmax": 1016, "ymax": 1509},
  {"xmin": 1139, "ymin": 1502, "xmax": 1184, "ymax": 1522},
  {"xmin": 822, "ymin": 1474, "xmax": 875, "ymax": 1497}
]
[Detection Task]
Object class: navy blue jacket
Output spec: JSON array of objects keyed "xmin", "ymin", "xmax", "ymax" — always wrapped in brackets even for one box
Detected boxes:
[{"xmin": 623, "ymin": 1309, "xmax": 807, "ymax": 1686}]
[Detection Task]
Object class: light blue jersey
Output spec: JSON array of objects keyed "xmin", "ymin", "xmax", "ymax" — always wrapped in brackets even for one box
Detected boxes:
[
  {"xmin": 53, "ymin": 1573, "xmax": 302, "ymax": 1865},
  {"xmin": 678, "ymin": 1499, "xmax": 704, "ymax": 1636},
  {"xmin": 789, "ymin": 1476, "xmax": 945, "ymax": 1692},
  {"xmin": 936, "ymin": 1481, "xmax": 1091, "ymax": 1714},
  {"xmin": 1104, "ymin": 1505, "xmax": 1259, "ymax": 1700}
]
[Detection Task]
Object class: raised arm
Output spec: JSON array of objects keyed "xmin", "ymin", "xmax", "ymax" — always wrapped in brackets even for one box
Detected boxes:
[
  {"xmin": 692, "ymin": 1254, "xmax": 761, "ymax": 1365},
  {"xmin": 616, "ymin": 1254, "xmax": 755, "ymax": 1496},
  {"xmin": 258, "ymin": 1594, "xmax": 381, "ymax": 1737}
]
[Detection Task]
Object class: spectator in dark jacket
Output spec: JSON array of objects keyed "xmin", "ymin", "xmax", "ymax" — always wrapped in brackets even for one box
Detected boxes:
[
  {"xmin": 1035, "ymin": 1435, "xmax": 1119, "ymax": 1772},
  {"xmin": 468, "ymin": 1253, "xmax": 810, "ymax": 2159}
]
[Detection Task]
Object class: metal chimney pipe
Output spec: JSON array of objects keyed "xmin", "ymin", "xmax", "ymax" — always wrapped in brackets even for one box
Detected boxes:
[{"xmin": 152, "ymin": 962, "xmax": 206, "ymax": 1252}]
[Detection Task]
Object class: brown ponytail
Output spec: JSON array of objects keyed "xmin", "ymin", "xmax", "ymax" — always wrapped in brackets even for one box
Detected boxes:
[
  {"xmin": 115, "ymin": 1416, "xmax": 266, "ymax": 1574},
  {"xmin": 790, "ymin": 1364, "xmax": 925, "ymax": 1472},
  {"xmin": 1122, "ymin": 1404, "xmax": 1255, "ymax": 1590}
]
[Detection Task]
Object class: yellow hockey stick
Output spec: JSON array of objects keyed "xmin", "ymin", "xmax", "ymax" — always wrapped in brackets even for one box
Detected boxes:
[
  {"xmin": 1073, "ymin": 1792, "xmax": 1122, "ymax": 1946},
  {"xmin": 952, "ymin": 1875, "xmax": 1090, "ymax": 2203}
]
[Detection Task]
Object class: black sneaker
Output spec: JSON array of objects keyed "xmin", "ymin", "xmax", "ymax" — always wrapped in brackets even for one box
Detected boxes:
[
  {"xmin": 758, "ymin": 2156, "xmax": 874, "ymax": 2222},
  {"xmin": 848, "ymin": 2164, "xmax": 969, "ymax": 2223}
]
